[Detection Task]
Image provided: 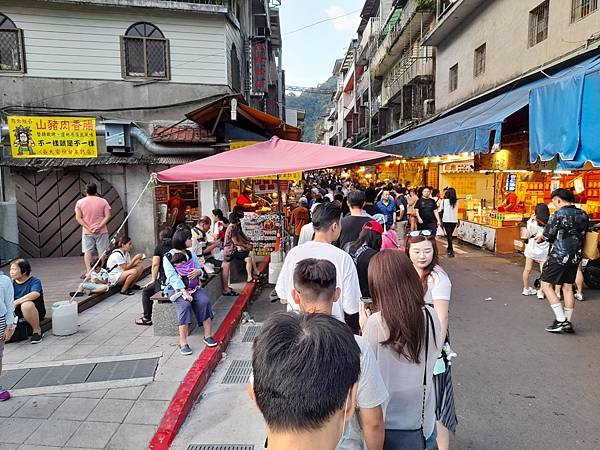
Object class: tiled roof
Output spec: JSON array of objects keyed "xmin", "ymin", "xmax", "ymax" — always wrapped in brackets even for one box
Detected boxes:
[{"xmin": 152, "ymin": 126, "xmax": 217, "ymax": 144}]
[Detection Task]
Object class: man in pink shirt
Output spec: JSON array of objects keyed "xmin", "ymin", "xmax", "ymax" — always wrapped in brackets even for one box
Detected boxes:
[{"xmin": 75, "ymin": 183, "xmax": 112, "ymax": 275}]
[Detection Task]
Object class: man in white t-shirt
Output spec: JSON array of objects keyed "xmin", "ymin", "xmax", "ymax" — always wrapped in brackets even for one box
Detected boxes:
[
  {"xmin": 291, "ymin": 258, "xmax": 388, "ymax": 450},
  {"xmin": 275, "ymin": 201, "xmax": 362, "ymax": 333}
]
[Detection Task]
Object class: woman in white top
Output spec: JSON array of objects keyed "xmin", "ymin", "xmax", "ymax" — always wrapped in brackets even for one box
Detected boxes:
[
  {"xmin": 106, "ymin": 236, "xmax": 145, "ymax": 295},
  {"xmin": 362, "ymin": 249, "xmax": 440, "ymax": 450},
  {"xmin": 522, "ymin": 203, "xmax": 550, "ymax": 298},
  {"xmin": 406, "ymin": 233, "xmax": 456, "ymax": 450},
  {"xmin": 439, "ymin": 187, "xmax": 459, "ymax": 257}
]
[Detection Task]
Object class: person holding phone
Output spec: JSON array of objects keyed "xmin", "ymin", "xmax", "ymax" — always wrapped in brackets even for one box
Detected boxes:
[{"xmin": 106, "ymin": 236, "xmax": 146, "ymax": 296}]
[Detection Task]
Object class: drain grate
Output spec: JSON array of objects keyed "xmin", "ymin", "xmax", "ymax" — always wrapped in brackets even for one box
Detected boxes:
[
  {"xmin": 242, "ymin": 325, "xmax": 262, "ymax": 343},
  {"xmin": 188, "ymin": 445, "xmax": 254, "ymax": 450},
  {"xmin": 0, "ymin": 357, "xmax": 159, "ymax": 390},
  {"xmin": 221, "ymin": 360, "xmax": 252, "ymax": 384}
]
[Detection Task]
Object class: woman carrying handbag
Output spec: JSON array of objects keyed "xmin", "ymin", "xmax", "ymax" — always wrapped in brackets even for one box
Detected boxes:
[{"xmin": 361, "ymin": 250, "xmax": 440, "ymax": 450}]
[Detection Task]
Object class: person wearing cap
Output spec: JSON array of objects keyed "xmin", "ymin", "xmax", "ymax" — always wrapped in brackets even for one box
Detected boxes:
[
  {"xmin": 343, "ymin": 220, "xmax": 383, "ymax": 298},
  {"xmin": 236, "ymin": 186, "xmax": 257, "ymax": 211},
  {"xmin": 290, "ymin": 197, "xmax": 310, "ymax": 246}
]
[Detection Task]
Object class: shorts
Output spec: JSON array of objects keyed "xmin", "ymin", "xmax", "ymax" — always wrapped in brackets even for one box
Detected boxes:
[
  {"xmin": 82, "ymin": 233, "xmax": 110, "ymax": 254},
  {"xmin": 0, "ymin": 315, "xmax": 5, "ymax": 360},
  {"xmin": 15, "ymin": 296, "xmax": 46, "ymax": 322},
  {"xmin": 166, "ymin": 288, "xmax": 213, "ymax": 326},
  {"xmin": 225, "ymin": 250, "xmax": 250, "ymax": 262},
  {"xmin": 541, "ymin": 260, "xmax": 579, "ymax": 285}
]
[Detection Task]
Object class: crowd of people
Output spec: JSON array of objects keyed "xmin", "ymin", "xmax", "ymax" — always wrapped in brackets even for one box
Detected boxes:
[{"xmin": 268, "ymin": 193, "xmax": 458, "ymax": 450}]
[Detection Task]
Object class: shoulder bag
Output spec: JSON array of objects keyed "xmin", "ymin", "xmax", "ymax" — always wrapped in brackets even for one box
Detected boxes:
[{"xmin": 383, "ymin": 307, "xmax": 434, "ymax": 450}]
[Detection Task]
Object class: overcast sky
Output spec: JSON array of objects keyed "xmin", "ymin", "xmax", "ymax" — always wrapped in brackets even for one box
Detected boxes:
[{"xmin": 279, "ymin": 0, "xmax": 364, "ymax": 88}]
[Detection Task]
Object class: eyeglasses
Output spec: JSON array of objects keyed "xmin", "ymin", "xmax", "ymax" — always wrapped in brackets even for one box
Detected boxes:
[{"xmin": 408, "ymin": 230, "xmax": 434, "ymax": 238}]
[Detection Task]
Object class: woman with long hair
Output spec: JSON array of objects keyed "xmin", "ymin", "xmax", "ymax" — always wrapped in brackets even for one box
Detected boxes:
[
  {"xmin": 163, "ymin": 228, "xmax": 217, "ymax": 354},
  {"xmin": 405, "ymin": 232, "xmax": 456, "ymax": 450},
  {"xmin": 440, "ymin": 187, "xmax": 459, "ymax": 257},
  {"xmin": 344, "ymin": 220, "xmax": 383, "ymax": 298},
  {"xmin": 362, "ymin": 250, "xmax": 440, "ymax": 450},
  {"xmin": 407, "ymin": 189, "xmax": 419, "ymax": 232},
  {"xmin": 222, "ymin": 212, "xmax": 260, "ymax": 295}
]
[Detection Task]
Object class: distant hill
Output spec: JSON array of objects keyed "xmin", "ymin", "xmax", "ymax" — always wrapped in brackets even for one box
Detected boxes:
[{"xmin": 286, "ymin": 76, "xmax": 337, "ymax": 143}]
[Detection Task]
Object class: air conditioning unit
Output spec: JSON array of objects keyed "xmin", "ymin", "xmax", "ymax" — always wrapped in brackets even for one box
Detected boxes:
[{"xmin": 423, "ymin": 99, "xmax": 435, "ymax": 116}]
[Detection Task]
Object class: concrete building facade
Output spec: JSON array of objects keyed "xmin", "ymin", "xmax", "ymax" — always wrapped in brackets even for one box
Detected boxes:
[
  {"xmin": 428, "ymin": 0, "xmax": 600, "ymax": 112},
  {"xmin": 0, "ymin": 0, "xmax": 286, "ymax": 261}
]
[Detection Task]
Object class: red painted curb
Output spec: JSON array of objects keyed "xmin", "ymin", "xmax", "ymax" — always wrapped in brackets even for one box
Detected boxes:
[{"xmin": 148, "ymin": 257, "xmax": 271, "ymax": 450}]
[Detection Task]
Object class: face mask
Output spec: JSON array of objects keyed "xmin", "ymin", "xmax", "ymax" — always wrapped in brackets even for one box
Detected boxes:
[{"xmin": 335, "ymin": 393, "xmax": 351, "ymax": 449}]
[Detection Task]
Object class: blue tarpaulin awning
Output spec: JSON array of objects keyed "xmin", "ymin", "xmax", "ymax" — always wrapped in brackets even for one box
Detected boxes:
[
  {"xmin": 378, "ymin": 54, "xmax": 600, "ymax": 164},
  {"xmin": 529, "ymin": 57, "xmax": 600, "ymax": 167}
]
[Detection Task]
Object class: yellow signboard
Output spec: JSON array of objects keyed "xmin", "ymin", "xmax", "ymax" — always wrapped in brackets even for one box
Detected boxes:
[
  {"xmin": 8, "ymin": 116, "xmax": 98, "ymax": 158},
  {"xmin": 228, "ymin": 140, "xmax": 302, "ymax": 182}
]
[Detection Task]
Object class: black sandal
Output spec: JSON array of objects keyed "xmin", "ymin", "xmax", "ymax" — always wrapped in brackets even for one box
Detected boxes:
[
  {"xmin": 135, "ymin": 317, "xmax": 153, "ymax": 326},
  {"xmin": 120, "ymin": 290, "xmax": 135, "ymax": 296},
  {"xmin": 222, "ymin": 290, "xmax": 239, "ymax": 296}
]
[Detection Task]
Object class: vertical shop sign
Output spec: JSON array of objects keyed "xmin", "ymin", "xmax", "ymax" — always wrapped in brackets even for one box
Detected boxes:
[
  {"xmin": 8, "ymin": 116, "xmax": 98, "ymax": 158},
  {"xmin": 252, "ymin": 41, "xmax": 267, "ymax": 94}
]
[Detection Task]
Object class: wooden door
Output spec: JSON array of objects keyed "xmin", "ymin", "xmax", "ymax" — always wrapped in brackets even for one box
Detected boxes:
[{"xmin": 14, "ymin": 170, "xmax": 126, "ymax": 258}]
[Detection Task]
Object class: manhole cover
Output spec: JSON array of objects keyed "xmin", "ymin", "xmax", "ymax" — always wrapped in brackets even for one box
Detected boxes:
[
  {"xmin": 242, "ymin": 325, "xmax": 262, "ymax": 343},
  {"xmin": 221, "ymin": 360, "xmax": 252, "ymax": 384},
  {"xmin": 188, "ymin": 446, "xmax": 254, "ymax": 450}
]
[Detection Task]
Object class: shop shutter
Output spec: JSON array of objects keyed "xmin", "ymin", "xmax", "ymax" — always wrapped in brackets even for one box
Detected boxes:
[{"xmin": 14, "ymin": 171, "xmax": 125, "ymax": 258}]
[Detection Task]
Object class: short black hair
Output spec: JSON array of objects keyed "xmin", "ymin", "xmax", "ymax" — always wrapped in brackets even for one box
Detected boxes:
[
  {"xmin": 551, "ymin": 188, "xmax": 575, "ymax": 203},
  {"xmin": 293, "ymin": 259, "xmax": 337, "ymax": 303},
  {"xmin": 365, "ymin": 187, "xmax": 377, "ymax": 203},
  {"xmin": 170, "ymin": 252, "xmax": 188, "ymax": 265},
  {"xmin": 172, "ymin": 228, "xmax": 191, "ymax": 250},
  {"xmin": 312, "ymin": 202, "xmax": 341, "ymax": 232},
  {"xmin": 116, "ymin": 235, "xmax": 132, "ymax": 248},
  {"xmin": 86, "ymin": 183, "xmax": 98, "ymax": 196},
  {"xmin": 252, "ymin": 312, "xmax": 360, "ymax": 432},
  {"xmin": 11, "ymin": 258, "xmax": 31, "ymax": 276},
  {"xmin": 347, "ymin": 190, "xmax": 366, "ymax": 208},
  {"xmin": 159, "ymin": 228, "xmax": 173, "ymax": 242}
]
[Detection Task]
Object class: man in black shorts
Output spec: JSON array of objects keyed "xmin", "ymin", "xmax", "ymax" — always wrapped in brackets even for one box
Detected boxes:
[{"xmin": 537, "ymin": 188, "xmax": 588, "ymax": 333}]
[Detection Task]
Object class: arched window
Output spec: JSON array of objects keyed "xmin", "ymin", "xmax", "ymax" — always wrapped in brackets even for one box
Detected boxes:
[
  {"xmin": 0, "ymin": 13, "xmax": 25, "ymax": 73},
  {"xmin": 230, "ymin": 44, "xmax": 241, "ymax": 92},
  {"xmin": 121, "ymin": 22, "xmax": 169, "ymax": 79}
]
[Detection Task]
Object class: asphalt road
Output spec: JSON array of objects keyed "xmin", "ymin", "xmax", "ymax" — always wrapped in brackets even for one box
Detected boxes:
[{"xmin": 248, "ymin": 240, "xmax": 600, "ymax": 450}]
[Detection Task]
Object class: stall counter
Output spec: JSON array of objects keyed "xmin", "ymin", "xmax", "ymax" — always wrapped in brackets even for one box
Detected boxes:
[{"xmin": 457, "ymin": 220, "xmax": 521, "ymax": 254}]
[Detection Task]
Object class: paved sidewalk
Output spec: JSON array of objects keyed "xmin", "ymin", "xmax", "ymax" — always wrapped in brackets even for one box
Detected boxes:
[{"xmin": 0, "ymin": 275, "xmax": 245, "ymax": 450}]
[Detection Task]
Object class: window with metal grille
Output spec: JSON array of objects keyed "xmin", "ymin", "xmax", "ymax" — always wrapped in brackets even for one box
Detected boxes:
[
  {"xmin": 529, "ymin": 1, "xmax": 549, "ymax": 47},
  {"xmin": 571, "ymin": 0, "xmax": 598, "ymax": 22},
  {"xmin": 121, "ymin": 22, "xmax": 169, "ymax": 79},
  {"xmin": 473, "ymin": 43, "xmax": 486, "ymax": 77},
  {"xmin": 449, "ymin": 63, "xmax": 458, "ymax": 92},
  {"xmin": 0, "ymin": 14, "xmax": 25, "ymax": 73}
]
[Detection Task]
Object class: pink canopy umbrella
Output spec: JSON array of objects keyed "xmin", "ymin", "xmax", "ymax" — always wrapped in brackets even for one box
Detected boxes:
[{"xmin": 155, "ymin": 136, "xmax": 390, "ymax": 182}]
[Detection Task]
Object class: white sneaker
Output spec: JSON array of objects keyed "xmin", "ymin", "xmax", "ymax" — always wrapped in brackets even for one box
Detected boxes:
[
  {"xmin": 522, "ymin": 287, "xmax": 536, "ymax": 296},
  {"xmin": 536, "ymin": 289, "xmax": 545, "ymax": 300},
  {"xmin": 170, "ymin": 291, "xmax": 182, "ymax": 302},
  {"xmin": 575, "ymin": 292, "xmax": 585, "ymax": 301}
]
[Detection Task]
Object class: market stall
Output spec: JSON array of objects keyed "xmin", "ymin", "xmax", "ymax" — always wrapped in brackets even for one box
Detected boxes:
[{"xmin": 155, "ymin": 136, "xmax": 390, "ymax": 258}]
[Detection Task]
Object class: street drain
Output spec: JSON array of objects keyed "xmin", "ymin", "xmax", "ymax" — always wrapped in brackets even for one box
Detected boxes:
[
  {"xmin": 242, "ymin": 325, "xmax": 262, "ymax": 343},
  {"xmin": 221, "ymin": 360, "xmax": 252, "ymax": 384},
  {"xmin": 0, "ymin": 357, "xmax": 159, "ymax": 390},
  {"xmin": 188, "ymin": 445, "xmax": 254, "ymax": 450}
]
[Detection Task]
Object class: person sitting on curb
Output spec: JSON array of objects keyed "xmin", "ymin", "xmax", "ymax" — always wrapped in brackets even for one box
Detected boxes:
[
  {"xmin": 222, "ymin": 209, "xmax": 260, "ymax": 296},
  {"xmin": 249, "ymin": 312, "xmax": 360, "ymax": 450},
  {"xmin": 163, "ymin": 228, "xmax": 217, "ymax": 355},
  {"xmin": 0, "ymin": 269, "xmax": 15, "ymax": 401},
  {"xmin": 106, "ymin": 236, "xmax": 145, "ymax": 296},
  {"xmin": 291, "ymin": 258, "xmax": 388, "ymax": 450},
  {"xmin": 70, "ymin": 257, "xmax": 110, "ymax": 298},
  {"xmin": 136, "ymin": 229, "xmax": 173, "ymax": 326},
  {"xmin": 9, "ymin": 259, "xmax": 45, "ymax": 344},
  {"xmin": 191, "ymin": 216, "xmax": 221, "ymax": 269}
]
